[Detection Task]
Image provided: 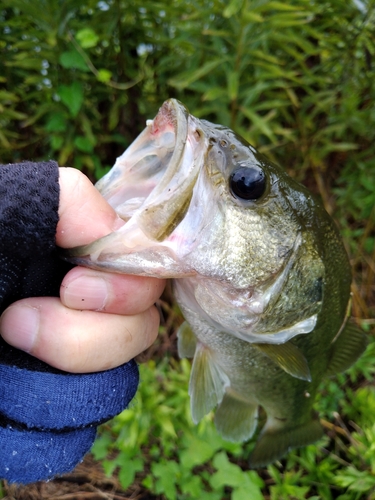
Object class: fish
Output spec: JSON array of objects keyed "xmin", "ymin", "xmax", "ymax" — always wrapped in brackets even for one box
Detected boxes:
[{"xmin": 66, "ymin": 99, "xmax": 367, "ymax": 466}]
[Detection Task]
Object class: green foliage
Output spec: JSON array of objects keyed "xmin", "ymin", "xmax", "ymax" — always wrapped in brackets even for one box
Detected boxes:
[
  {"xmin": 1, "ymin": 0, "xmax": 374, "ymax": 498},
  {"xmin": 91, "ymin": 337, "xmax": 375, "ymax": 499},
  {"xmin": 92, "ymin": 358, "xmax": 256, "ymax": 499}
]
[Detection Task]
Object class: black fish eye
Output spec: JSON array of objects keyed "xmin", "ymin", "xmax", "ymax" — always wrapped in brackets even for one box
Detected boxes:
[{"xmin": 229, "ymin": 166, "xmax": 267, "ymax": 201}]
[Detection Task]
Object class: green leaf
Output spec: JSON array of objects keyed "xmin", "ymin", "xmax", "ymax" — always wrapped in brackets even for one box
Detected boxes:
[
  {"xmin": 243, "ymin": 11, "xmax": 264, "ymax": 22},
  {"xmin": 50, "ymin": 135, "xmax": 64, "ymax": 150},
  {"xmin": 168, "ymin": 59, "xmax": 225, "ymax": 89},
  {"xmin": 227, "ymin": 71, "xmax": 239, "ymax": 101},
  {"xmin": 5, "ymin": 57, "xmax": 42, "ymax": 70},
  {"xmin": 118, "ymin": 457, "xmax": 143, "ymax": 490},
  {"xmin": 152, "ymin": 461, "xmax": 179, "ymax": 500},
  {"xmin": 232, "ymin": 474, "xmax": 264, "ymax": 500},
  {"xmin": 74, "ymin": 136, "xmax": 94, "ymax": 153},
  {"xmin": 223, "ymin": 0, "xmax": 244, "ymax": 18},
  {"xmin": 256, "ymin": 1, "xmax": 307, "ymax": 11},
  {"xmin": 59, "ymin": 50, "xmax": 89, "ymax": 72},
  {"xmin": 180, "ymin": 433, "xmax": 220, "ymax": 469},
  {"xmin": 202, "ymin": 87, "xmax": 226, "ymax": 101},
  {"xmin": 91, "ymin": 432, "xmax": 112, "ymax": 460},
  {"xmin": 45, "ymin": 113, "xmax": 67, "ymax": 133},
  {"xmin": 241, "ymin": 107, "xmax": 277, "ymax": 142},
  {"xmin": 57, "ymin": 82, "xmax": 84, "ymax": 117},
  {"xmin": 208, "ymin": 452, "xmax": 264, "ymax": 499},
  {"xmin": 180, "ymin": 475, "xmax": 204, "ymax": 497},
  {"xmin": 76, "ymin": 28, "xmax": 99, "ymax": 48},
  {"xmin": 0, "ymin": 90, "xmax": 19, "ymax": 102},
  {"xmin": 97, "ymin": 69, "xmax": 112, "ymax": 83},
  {"xmin": 210, "ymin": 452, "xmax": 243, "ymax": 488}
]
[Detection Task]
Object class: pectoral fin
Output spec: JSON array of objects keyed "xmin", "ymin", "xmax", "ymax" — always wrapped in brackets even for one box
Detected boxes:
[
  {"xmin": 189, "ymin": 343, "xmax": 230, "ymax": 424},
  {"xmin": 214, "ymin": 392, "xmax": 258, "ymax": 442},
  {"xmin": 255, "ymin": 342, "xmax": 311, "ymax": 382},
  {"xmin": 326, "ymin": 321, "xmax": 368, "ymax": 376},
  {"xmin": 177, "ymin": 321, "xmax": 197, "ymax": 358}
]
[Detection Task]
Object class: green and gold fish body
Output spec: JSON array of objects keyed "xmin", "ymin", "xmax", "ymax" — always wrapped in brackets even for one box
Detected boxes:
[{"xmin": 67, "ymin": 99, "xmax": 366, "ymax": 465}]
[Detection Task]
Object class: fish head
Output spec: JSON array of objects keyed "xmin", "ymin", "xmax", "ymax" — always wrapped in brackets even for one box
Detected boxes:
[{"xmin": 68, "ymin": 99, "xmax": 329, "ymax": 343}]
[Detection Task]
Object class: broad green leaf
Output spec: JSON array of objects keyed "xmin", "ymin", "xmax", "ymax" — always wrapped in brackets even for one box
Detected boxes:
[
  {"xmin": 210, "ymin": 452, "xmax": 245, "ymax": 488},
  {"xmin": 118, "ymin": 457, "xmax": 143, "ymax": 490},
  {"xmin": 91, "ymin": 431, "xmax": 112, "ymax": 460},
  {"xmin": 59, "ymin": 50, "xmax": 89, "ymax": 72},
  {"xmin": 76, "ymin": 28, "xmax": 99, "ymax": 48},
  {"xmin": 74, "ymin": 136, "xmax": 94, "ymax": 153},
  {"xmin": 180, "ymin": 475, "xmax": 204, "ymax": 497},
  {"xmin": 58, "ymin": 82, "xmax": 84, "ymax": 117},
  {"xmin": 152, "ymin": 461, "xmax": 179, "ymax": 500},
  {"xmin": 45, "ymin": 113, "xmax": 67, "ymax": 133},
  {"xmin": 180, "ymin": 434, "xmax": 219, "ymax": 469},
  {"xmin": 97, "ymin": 69, "xmax": 112, "ymax": 83},
  {"xmin": 50, "ymin": 135, "xmax": 64, "ymax": 151},
  {"xmin": 233, "ymin": 481, "xmax": 264, "ymax": 500}
]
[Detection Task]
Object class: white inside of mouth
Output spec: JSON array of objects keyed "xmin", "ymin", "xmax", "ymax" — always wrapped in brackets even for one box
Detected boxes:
[{"xmin": 97, "ymin": 124, "xmax": 177, "ymax": 219}]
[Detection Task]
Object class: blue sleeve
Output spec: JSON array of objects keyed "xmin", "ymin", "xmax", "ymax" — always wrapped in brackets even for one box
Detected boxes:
[{"xmin": 0, "ymin": 161, "xmax": 139, "ymax": 484}]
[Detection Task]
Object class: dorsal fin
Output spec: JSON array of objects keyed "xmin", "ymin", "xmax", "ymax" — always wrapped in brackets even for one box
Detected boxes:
[{"xmin": 255, "ymin": 342, "xmax": 311, "ymax": 381}]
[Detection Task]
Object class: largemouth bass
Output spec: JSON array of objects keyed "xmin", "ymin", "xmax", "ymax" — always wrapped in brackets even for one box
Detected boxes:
[{"xmin": 67, "ymin": 99, "xmax": 366, "ymax": 466}]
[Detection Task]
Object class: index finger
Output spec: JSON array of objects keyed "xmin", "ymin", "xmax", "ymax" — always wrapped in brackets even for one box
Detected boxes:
[{"xmin": 61, "ymin": 266, "xmax": 165, "ymax": 315}]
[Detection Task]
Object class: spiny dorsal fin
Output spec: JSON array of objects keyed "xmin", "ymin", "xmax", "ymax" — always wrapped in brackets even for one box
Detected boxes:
[
  {"xmin": 255, "ymin": 342, "xmax": 311, "ymax": 382},
  {"xmin": 249, "ymin": 416, "xmax": 323, "ymax": 468},
  {"xmin": 214, "ymin": 392, "xmax": 258, "ymax": 442},
  {"xmin": 189, "ymin": 343, "xmax": 229, "ymax": 424},
  {"xmin": 177, "ymin": 321, "xmax": 197, "ymax": 358},
  {"xmin": 326, "ymin": 320, "xmax": 368, "ymax": 376}
]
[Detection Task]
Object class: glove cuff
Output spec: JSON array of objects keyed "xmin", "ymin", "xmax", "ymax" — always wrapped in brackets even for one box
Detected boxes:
[
  {"xmin": 0, "ymin": 423, "xmax": 97, "ymax": 483},
  {"xmin": 0, "ymin": 358, "xmax": 139, "ymax": 430}
]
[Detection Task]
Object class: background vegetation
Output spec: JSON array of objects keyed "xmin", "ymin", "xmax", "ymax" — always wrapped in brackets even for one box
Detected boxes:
[{"xmin": 1, "ymin": 0, "xmax": 374, "ymax": 498}]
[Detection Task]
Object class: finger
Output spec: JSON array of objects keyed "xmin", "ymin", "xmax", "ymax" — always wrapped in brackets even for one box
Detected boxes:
[
  {"xmin": 57, "ymin": 167, "xmax": 123, "ymax": 248},
  {"xmin": 60, "ymin": 266, "xmax": 166, "ymax": 315},
  {"xmin": 0, "ymin": 297, "xmax": 160, "ymax": 373}
]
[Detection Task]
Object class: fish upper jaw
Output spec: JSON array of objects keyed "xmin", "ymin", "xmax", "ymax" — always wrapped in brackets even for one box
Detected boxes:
[{"xmin": 67, "ymin": 99, "xmax": 209, "ymax": 275}]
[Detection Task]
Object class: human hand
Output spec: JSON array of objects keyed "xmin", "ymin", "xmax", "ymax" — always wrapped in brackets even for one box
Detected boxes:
[{"xmin": 0, "ymin": 167, "xmax": 165, "ymax": 373}]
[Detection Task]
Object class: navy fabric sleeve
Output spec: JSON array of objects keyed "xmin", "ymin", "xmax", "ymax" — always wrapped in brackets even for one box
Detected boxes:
[{"xmin": 0, "ymin": 161, "xmax": 139, "ymax": 484}]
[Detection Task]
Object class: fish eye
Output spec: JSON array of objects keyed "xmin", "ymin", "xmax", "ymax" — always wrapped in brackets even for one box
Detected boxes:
[{"xmin": 229, "ymin": 166, "xmax": 267, "ymax": 201}]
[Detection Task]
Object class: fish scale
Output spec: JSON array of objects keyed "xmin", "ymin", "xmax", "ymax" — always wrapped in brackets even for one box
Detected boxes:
[{"xmin": 66, "ymin": 99, "xmax": 367, "ymax": 466}]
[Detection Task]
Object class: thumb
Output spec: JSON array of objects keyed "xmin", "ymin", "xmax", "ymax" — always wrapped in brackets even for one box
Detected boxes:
[{"xmin": 57, "ymin": 167, "xmax": 122, "ymax": 248}]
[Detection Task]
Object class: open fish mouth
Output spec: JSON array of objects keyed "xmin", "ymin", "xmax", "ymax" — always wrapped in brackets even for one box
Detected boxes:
[{"xmin": 68, "ymin": 99, "xmax": 208, "ymax": 277}]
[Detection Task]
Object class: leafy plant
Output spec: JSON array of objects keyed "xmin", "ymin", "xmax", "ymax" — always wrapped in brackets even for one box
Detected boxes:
[
  {"xmin": 90, "ymin": 336, "xmax": 375, "ymax": 500},
  {"xmin": 0, "ymin": 0, "xmax": 374, "ymax": 498}
]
